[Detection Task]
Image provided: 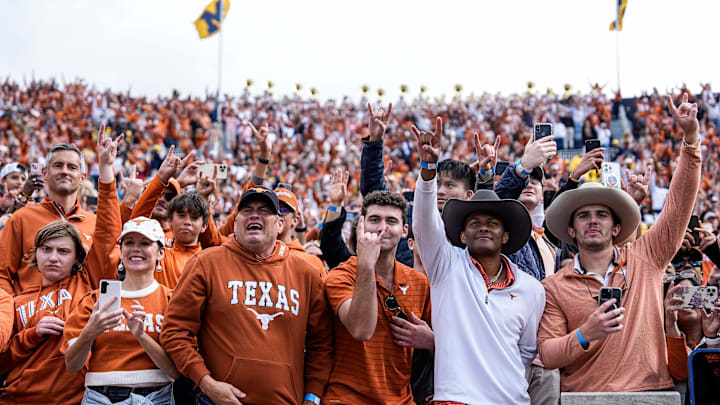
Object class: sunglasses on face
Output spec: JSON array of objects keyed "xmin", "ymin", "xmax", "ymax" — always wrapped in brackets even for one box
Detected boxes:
[
  {"xmin": 671, "ymin": 259, "xmax": 702, "ymax": 269},
  {"xmin": 384, "ymin": 294, "xmax": 408, "ymax": 321},
  {"xmin": 663, "ymin": 269, "xmax": 699, "ymax": 284},
  {"xmin": 278, "ymin": 205, "xmax": 294, "ymax": 217}
]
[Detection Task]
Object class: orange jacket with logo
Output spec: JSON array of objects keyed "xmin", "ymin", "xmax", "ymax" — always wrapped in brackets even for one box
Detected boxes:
[
  {"xmin": 62, "ymin": 281, "xmax": 174, "ymax": 386},
  {"xmin": 0, "ymin": 198, "xmax": 97, "ymax": 296},
  {"xmin": 0, "ymin": 181, "xmax": 121, "ymax": 404},
  {"xmin": 160, "ymin": 237, "xmax": 332, "ymax": 404},
  {"xmin": 155, "ymin": 240, "xmax": 202, "ymax": 289}
]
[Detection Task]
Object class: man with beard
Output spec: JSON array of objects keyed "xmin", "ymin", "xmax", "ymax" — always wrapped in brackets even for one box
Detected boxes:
[
  {"xmin": 538, "ymin": 94, "xmax": 702, "ymax": 392},
  {"xmin": 0, "ymin": 141, "xmax": 103, "ymax": 295}
]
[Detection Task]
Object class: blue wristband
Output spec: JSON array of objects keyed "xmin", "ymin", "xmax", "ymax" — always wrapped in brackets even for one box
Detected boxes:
[
  {"xmin": 515, "ymin": 160, "xmax": 531, "ymax": 176},
  {"xmin": 318, "ymin": 221, "xmax": 324, "ymax": 229},
  {"xmin": 419, "ymin": 161, "xmax": 437, "ymax": 170},
  {"xmin": 576, "ymin": 328, "xmax": 589, "ymax": 347},
  {"xmin": 327, "ymin": 205, "xmax": 340, "ymax": 212},
  {"xmin": 478, "ymin": 167, "xmax": 496, "ymax": 176},
  {"xmin": 304, "ymin": 393, "xmax": 321, "ymax": 404}
]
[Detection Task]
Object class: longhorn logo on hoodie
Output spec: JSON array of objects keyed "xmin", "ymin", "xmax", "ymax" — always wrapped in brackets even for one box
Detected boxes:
[{"xmin": 247, "ymin": 308, "xmax": 284, "ymax": 330}]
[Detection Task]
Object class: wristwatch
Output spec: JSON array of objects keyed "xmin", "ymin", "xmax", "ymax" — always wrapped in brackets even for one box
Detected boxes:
[{"xmin": 16, "ymin": 192, "xmax": 31, "ymax": 204}]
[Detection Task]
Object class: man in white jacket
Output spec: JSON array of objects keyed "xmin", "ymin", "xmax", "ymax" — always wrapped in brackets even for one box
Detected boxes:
[{"xmin": 411, "ymin": 118, "xmax": 546, "ymax": 405}]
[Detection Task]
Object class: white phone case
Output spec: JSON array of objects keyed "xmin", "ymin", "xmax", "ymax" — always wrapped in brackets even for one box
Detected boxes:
[
  {"xmin": 676, "ymin": 285, "xmax": 718, "ymax": 310},
  {"xmin": 601, "ymin": 162, "xmax": 621, "ymax": 189},
  {"xmin": 199, "ymin": 163, "xmax": 228, "ymax": 180},
  {"xmin": 98, "ymin": 279, "xmax": 122, "ymax": 313}
]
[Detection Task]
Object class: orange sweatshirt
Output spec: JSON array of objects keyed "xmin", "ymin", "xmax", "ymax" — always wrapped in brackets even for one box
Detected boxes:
[
  {"xmin": 0, "ymin": 181, "xmax": 121, "ymax": 405},
  {"xmin": 160, "ymin": 238, "xmax": 332, "ymax": 404},
  {"xmin": 537, "ymin": 143, "xmax": 701, "ymax": 392},
  {"xmin": 130, "ymin": 175, "xmax": 175, "ymax": 239},
  {"xmin": 155, "ymin": 240, "xmax": 202, "ymax": 289},
  {"xmin": 0, "ymin": 198, "xmax": 97, "ymax": 296},
  {"xmin": 0, "ymin": 289, "xmax": 12, "ymax": 350},
  {"xmin": 62, "ymin": 281, "xmax": 174, "ymax": 386}
]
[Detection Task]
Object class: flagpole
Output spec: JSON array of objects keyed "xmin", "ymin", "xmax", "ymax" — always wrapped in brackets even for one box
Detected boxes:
[
  {"xmin": 615, "ymin": 1, "xmax": 621, "ymax": 91},
  {"xmin": 216, "ymin": 0, "xmax": 225, "ymax": 155}
]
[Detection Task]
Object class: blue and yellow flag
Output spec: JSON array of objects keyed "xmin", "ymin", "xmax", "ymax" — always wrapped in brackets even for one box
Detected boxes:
[
  {"xmin": 195, "ymin": 0, "xmax": 230, "ymax": 39},
  {"xmin": 609, "ymin": 0, "xmax": 627, "ymax": 31}
]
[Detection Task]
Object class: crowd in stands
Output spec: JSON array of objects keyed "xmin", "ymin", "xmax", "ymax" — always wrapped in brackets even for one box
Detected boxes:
[{"xmin": 0, "ymin": 77, "xmax": 719, "ymax": 405}]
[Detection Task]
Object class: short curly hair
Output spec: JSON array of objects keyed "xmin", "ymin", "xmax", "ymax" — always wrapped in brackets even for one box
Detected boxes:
[
  {"xmin": 361, "ymin": 190, "xmax": 408, "ymax": 225},
  {"xmin": 32, "ymin": 220, "xmax": 87, "ymax": 276}
]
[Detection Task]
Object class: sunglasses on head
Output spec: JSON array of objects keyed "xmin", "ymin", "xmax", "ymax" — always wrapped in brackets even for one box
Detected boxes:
[{"xmin": 384, "ymin": 294, "xmax": 408, "ymax": 321}]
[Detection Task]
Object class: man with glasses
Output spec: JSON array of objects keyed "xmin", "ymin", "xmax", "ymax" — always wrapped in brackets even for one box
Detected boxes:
[
  {"xmin": 538, "ymin": 94, "xmax": 702, "ymax": 392},
  {"xmin": 324, "ymin": 190, "xmax": 432, "ymax": 404},
  {"xmin": 161, "ymin": 186, "xmax": 332, "ymax": 405},
  {"xmin": 274, "ymin": 185, "xmax": 325, "ymax": 275}
]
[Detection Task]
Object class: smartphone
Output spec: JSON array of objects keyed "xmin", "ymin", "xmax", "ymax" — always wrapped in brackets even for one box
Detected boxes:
[
  {"xmin": 98, "ymin": 279, "xmax": 122, "ymax": 313},
  {"xmin": 689, "ymin": 215, "xmax": 701, "ymax": 246},
  {"xmin": 534, "ymin": 123, "xmax": 553, "ymax": 140},
  {"xmin": 198, "ymin": 163, "xmax": 229, "ymax": 180},
  {"xmin": 496, "ymin": 161, "xmax": 510, "ymax": 176},
  {"xmin": 346, "ymin": 211, "xmax": 357, "ymax": 222},
  {"xmin": 86, "ymin": 196, "xmax": 98, "ymax": 206},
  {"xmin": 598, "ymin": 286, "xmax": 623, "ymax": 312},
  {"xmin": 403, "ymin": 191, "xmax": 414, "ymax": 202},
  {"xmin": 601, "ymin": 162, "xmax": 621, "ymax": 189},
  {"xmin": 585, "ymin": 139, "xmax": 601, "ymax": 153},
  {"xmin": 674, "ymin": 285, "xmax": 718, "ymax": 310},
  {"xmin": 30, "ymin": 162, "xmax": 43, "ymax": 176}
]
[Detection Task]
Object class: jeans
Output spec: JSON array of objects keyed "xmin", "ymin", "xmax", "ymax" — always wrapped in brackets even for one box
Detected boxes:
[
  {"xmin": 196, "ymin": 394, "xmax": 215, "ymax": 405},
  {"xmin": 82, "ymin": 384, "xmax": 174, "ymax": 405}
]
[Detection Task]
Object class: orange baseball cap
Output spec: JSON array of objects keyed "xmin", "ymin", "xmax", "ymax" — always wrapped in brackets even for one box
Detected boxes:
[{"xmin": 274, "ymin": 187, "xmax": 299, "ymax": 213}]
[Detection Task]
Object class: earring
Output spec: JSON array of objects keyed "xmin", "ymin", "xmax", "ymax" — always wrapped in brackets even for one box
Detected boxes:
[
  {"xmin": 118, "ymin": 262, "xmax": 124, "ymax": 271},
  {"xmin": 156, "ymin": 264, "xmax": 162, "ymax": 273}
]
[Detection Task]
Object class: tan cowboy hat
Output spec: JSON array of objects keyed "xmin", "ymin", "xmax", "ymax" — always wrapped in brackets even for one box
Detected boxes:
[
  {"xmin": 546, "ymin": 182, "xmax": 640, "ymax": 246},
  {"xmin": 442, "ymin": 189, "xmax": 532, "ymax": 254}
]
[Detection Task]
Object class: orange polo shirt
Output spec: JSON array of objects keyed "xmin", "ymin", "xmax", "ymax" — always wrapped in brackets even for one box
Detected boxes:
[{"xmin": 324, "ymin": 257, "xmax": 431, "ymax": 404}]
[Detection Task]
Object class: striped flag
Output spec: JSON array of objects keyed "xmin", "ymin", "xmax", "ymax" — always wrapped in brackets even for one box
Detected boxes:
[
  {"xmin": 609, "ymin": 0, "xmax": 628, "ymax": 31},
  {"xmin": 195, "ymin": 0, "xmax": 230, "ymax": 39}
]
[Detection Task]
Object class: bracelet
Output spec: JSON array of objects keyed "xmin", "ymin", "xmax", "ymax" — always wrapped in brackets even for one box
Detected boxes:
[
  {"xmin": 295, "ymin": 227, "xmax": 307, "ymax": 233},
  {"xmin": 258, "ymin": 158, "xmax": 270, "ymax": 164},
  {"xmin": 327, "ymin": 205, "xmax": 340, "ymax": 212},
  {"xmin": 705, "ymin": 336, "xmax": 720, "ymax": 346},
  {"xmin": 515, "ymin": 160, "xmax": 531, "ymax": 176},
  {"xmin": 318, "ymin": 222, "xmax": 324, "ymax": 229},
  {"xmin": 478, "ymin": 167, "xmax": 495, "ymax": 176},
  {"xmin": 419, "ymin": 161, "xmax": 437, "ymax": 170},
  {"xmin": 304, "ymin": 393, "xmax": 321, "ymax": 405},
  {"xmin": 576, "ymin": 328, "xmax": 590, "ymax": 347},
  {"xmin": 682, "ymin": 138, "xmax": 699, "ymax": 149}
]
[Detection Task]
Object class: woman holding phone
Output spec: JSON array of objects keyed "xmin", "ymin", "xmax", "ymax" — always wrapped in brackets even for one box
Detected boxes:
[
  {"xmin": 63, "ymin": 215, "xmax": 179, "ymax": 404},
  {"xmin": 0, "ymin": 129, "xmax": 122, "ymax": 404}
]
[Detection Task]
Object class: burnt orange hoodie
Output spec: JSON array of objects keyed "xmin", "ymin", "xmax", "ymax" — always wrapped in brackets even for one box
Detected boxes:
[
  {"xmin": 155, "ymin": 240, "xmax": 202, "ymax": 289},
  {"xmin": 0, "ymin": 181, "xmax": 121, "ymax": 405},
  {"xmin": 0, "ymin": 198, "xmax": 97, "ymax": 296},
  {"xmin": 0, "ymin": 289, "xmax": 12, "ymax": 350},
  {"xmin": 160, "ymin": 237, "xmax": 332, "ymax": 404}
]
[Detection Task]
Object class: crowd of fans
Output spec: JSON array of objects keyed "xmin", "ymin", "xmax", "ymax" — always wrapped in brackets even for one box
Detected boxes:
[{"xmin": 0, "ymin": 77, "xmax": 719, "ymax": 405}]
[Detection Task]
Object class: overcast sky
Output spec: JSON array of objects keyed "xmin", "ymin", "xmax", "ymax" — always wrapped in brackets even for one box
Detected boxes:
[{"xmin": 2, "ymin": 0, "xmax": 718, "ymax": 101}]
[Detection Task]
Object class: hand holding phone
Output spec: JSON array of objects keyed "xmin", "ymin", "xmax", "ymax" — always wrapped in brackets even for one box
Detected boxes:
[
  {"xmin": 674, "ymin": 285, "xmax": 718, "ymax": 310},
  {"xmin": 534, "ymin": 123, "xmax": 553, "ymax": 140},
  {"xmin": 599, "ymin": 287, "xmax": 623, "ymax": 312},
  {"xmin": 601, "ymin": 162, "xmax": 622, "ymax": 189},
  {"xmin": 585, "ymin": 139, "xmax": 601, "ymax": 153},
  {"xmin": 30, "ymin": 162, "xmax": 43, "ymax": 176},
  {"xmin": 98, "ymin": 279, "xmax": 122, "ymax": 314}
]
